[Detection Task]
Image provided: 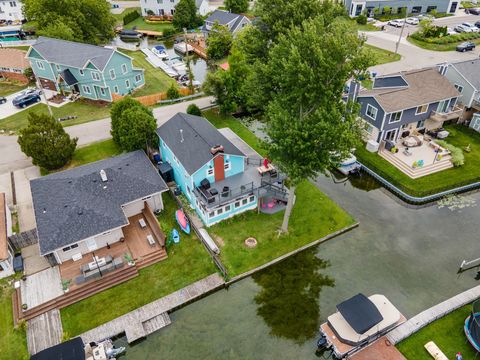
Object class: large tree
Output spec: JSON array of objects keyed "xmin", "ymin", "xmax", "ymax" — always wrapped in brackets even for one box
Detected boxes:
[
  {"xmin": 173, "ymin": 0, "xmax": 201, "ymax": 31},
  {"xmin": 110, "ymin": 97, "xmax": 158, "ymax": 151},
  {"xmin": 225, "ymin": 0, "xmax": 249, "ymax": 14},
  {"xmin": 18, "ymin": 113, "xmax": 77, "ymax": 170},
  {"xmin": 23, "ymin": 0, "xmax": 115, "ymax": 44},
  {"xmin": 206, "ymin": 21, "xmax": 233, "ymax": 60}
]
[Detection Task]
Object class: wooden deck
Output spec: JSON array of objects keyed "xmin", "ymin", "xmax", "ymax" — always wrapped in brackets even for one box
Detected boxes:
[
  {"xmin": 124, "ymin": 213, "xmax": 163, "ymax": 259},
  {"xmin": 20, "ymin": 267, "xmax": 63, "ymax": 309},
  {"xmin": 80, "ymin": 273, "xmax": 224, "ymax": 344},
  {"xmin": 351, "ymin": 337, "xmax": 406, "ymax": 360},
  {"xmin": 27, "ymin": 309, "xmax": 63, "ymax": 355}
]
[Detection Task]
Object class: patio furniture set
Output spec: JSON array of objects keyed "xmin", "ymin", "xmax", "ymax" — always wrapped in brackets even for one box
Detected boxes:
[{"xmin": 76, "ymin": 255, "xmax": 124, "ymax": 284}]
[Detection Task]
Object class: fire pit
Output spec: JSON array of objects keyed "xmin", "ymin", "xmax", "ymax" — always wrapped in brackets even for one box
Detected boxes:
[{"xmin": 244, "ymin": 237, "xmax": 257, "ymax": 248}]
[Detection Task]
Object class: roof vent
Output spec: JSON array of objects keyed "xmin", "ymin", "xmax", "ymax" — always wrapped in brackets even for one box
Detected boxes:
[
  {"xmin": 78, "ymin": 210, "xmax": 83, "ymax": 215},
  {"xmin": 210, "ymin": 144, "xmax": 224, "ymax": 155},
  {"xmin": 180, "ymin": 129, "xmax": 184, "ymax": 143},
  {"xmin": 100, "ymin": 169, "xmax": 108, "ymax": 182}
]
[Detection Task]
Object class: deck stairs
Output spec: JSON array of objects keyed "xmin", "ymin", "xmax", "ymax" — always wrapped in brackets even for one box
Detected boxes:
[{"xmin": 135, "ymin": 248, "xmax": 168, "ymax": 270}]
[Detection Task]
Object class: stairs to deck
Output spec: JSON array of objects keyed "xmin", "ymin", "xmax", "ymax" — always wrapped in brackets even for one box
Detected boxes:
[
  {"xmin": 135, "ymin": 249, "xmax": 168, "ymax": 270},
  {"xmin": 379, "ymin": 150, "xmax": 453, "ymax": 179}
]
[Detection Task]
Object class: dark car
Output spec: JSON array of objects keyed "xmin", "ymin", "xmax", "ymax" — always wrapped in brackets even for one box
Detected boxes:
[
  {"xmin": 0, "ymin": 97, "xmax": 6, "ymax": 104},
  {"xmin": 12, "ymin": 93, "xmax": 41, "ymax": 108},
  {"xmin": 467, "ymin": 8, "xmax": 480, "ymax": 15},
  {"xmin": 456, "ymin": 41, "xmax": 476, "ymax": 52},
  {"xmin": 476, "ymin": 20, "xmax": 480, "ymax": 28}
]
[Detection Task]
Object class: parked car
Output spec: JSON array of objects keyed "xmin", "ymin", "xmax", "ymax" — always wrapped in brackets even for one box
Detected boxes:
[
  {"xmin": 388, "ymin": 19, "xmax": 404, "ymax": 27},
  {"xmin": 467, "ymin": 8, "xmax": 480, "ymax": 15},
  {"xmin": 12, "ymin": 93, "xmax": 41, "ymax": 108},
  {"xmin": 406, "ymin": 17, "xmax": 419, "ymax": 25},
  {"xmin": 455, "ymin": 24, "xmax": 473, "ymax": 33},
  {"xmin": 462, "ymin": 22, "xmax": 480, "ymax": 32},
  {"xmin": 456, "ymin": 41, "xmax": 476, "ymax": 52},
  {"xmin": 475, "ymin": 20, "xmax": 480, "ymax": 28},
  {"xmin": 447, "ymin": 27, "xmax": 458, "ymax": 35},
  {"xmin": 20, "ymin": 88, "xmax": 42, "ymax": 96},
  {"xmin": 417, "ymin": 14, "xmax": 434, "ymax": 20},
  {"xmin": 0, "ymin": 97, "xmax": 6, "ymax": 104}
]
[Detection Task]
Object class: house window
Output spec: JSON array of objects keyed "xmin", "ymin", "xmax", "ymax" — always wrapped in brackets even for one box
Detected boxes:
[
  {"xmin": 82, "ymin": 85, "xmax": 91, "ymax": 94},
  {"xmin": 235, "ymin": 201, "xmax": 240, "ymax": 208},
  {"xmin": 100, "ymin": 87, "xmax": 106, "ymax": 96},
  {"xmin": 135, "ymin": 74, "xmax": 142, "ymax": 83},
  {"xmin": 170, "ymin": 9, "xmax": 175, "ymax": 15},
  {"xmin": 114, "ymin": 85, "xmax": 119, "ymax": 94},
  {"xmin": 455, "ymin": 84, "xmax": 464, "ymax": 93},
  {"xmin": 79, "ymin": 69, "xmax": 84, "ymax": 76},
  {"xmin": 55, "ymin": 64, "xmax": 60, "ymax": 71},
  {"xmin": 62, "ymin": 243, "xmax": 79, "ymax": 252},
  {"xmin": 125, "ymin": 79, "xmax": 130, "ymax": 88},
  {"xmin": 224, "ymin": 162, "xmax": 231, "ymax": 171},
  {"xmin": 412, "ymin": 6, "xmax": 422, "ymax": 13},
  {"xmin": 389, "ymin": 111, "xmax": 402, "ymax": 123},
  {"xmin": 366, "ymin": 104, "xmax": 378, "ymax": 120},
  {"xmin": 242, "ymin": 198, "xmax": 248, "ymax": 205},
  {"xmin": 217, "ymin": 208, "xmax": 223, "ymax": 215},
  {"xmin": 110, "ymin": 69, "xmax": 116, "ymax": 80},
  {"xmin": 249, "ymin": 196, "xmax": 255, "ymax": 203},
  {"xmin": 416, "ymin": 104, "xmax": 428, "ymax": 115},
  {"xmin": 426, "ymin": 6, "xmax": 437, "ymax": 12},
  {"xmin": 36, "ymin": 61, "xmax": 44, "ymax": 70},
  {"xmin": 417, "ymin": 120, "xmax": 426, "ymax": 129},
  {"xmin": 92, "ymin": 72, "xmax": 100, "ymax": 81},
  {"xmin": 209, "ymin": 211, "xmax": 214, "ymax": 217},
  {"xmin": 225, "ymin": 205, "xmax": 231, "ymax": 212},
  {"xmin": 207, "ymin": 168, "xmax": 214, "ymax": 176},
  {"xmin": 121, "ymin": 64, "xmax": 127, "ymax": 74},
  {"xmin": 157, "ymin": 0, "xmax": 163, "ymax": 3}
]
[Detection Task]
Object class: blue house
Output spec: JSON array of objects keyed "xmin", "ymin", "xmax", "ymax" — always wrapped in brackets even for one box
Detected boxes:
[
  {"xmin": 156, "ymin": 113, "xmax": 287, "ymax": 227},
  {"xmin": 26, "ymin": 37, "xmax": 145, "ymax": 102}
]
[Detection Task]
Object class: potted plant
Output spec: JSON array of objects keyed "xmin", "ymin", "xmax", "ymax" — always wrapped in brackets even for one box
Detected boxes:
[
  {"xmin": 21, "ymin": 303, "xmax": 28, "ymax": 310},
  {"xmin": 61, "ymin": 279, "xmax": 71, "ymax": 293},
  {"xmin": 124, "ymin": 253, "xmax": 135, "ymax": 266}
]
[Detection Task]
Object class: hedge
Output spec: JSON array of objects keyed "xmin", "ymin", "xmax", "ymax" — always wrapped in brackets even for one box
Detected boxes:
[
  {"xmin": 435, "ymin": 140, "xmax": 465, "ymax": 166},
  {"xmin": 123, "ymin": 10, "xmax": 140, "ymax": 26},
  {"xmin": 410, "ymin": 31, "xmax": 480, "ymax": 44}
]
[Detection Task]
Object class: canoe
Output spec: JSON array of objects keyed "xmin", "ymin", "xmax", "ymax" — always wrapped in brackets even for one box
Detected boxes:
[
  {"xmin": 175, "ymin": 209, "xmax": 190, "ymax": 234},
  {"xmin": 172, "ymin": 229, "xmax": 180, "ymax": 244}
]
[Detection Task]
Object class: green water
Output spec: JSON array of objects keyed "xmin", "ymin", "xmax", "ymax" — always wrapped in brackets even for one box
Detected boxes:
[{"xmin": 115, "ymin": 174, "xmax": 480, "ymax": 359}]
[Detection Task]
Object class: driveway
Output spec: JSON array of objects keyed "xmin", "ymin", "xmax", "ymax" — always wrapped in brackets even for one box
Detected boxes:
[
  {"xmin": 14, "ymin": 166, "xmax": 40, "ymax": 232},
  {"xmin": 0, "ymin": 90, "xmax": 43, "ymax": 120}
]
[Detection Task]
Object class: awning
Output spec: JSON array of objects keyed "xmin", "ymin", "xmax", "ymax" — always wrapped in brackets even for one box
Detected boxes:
[
  {"xmin": 59, "ymin": 69, "xmax": 79, "ymax": 86},
  {"xmin": 336, "ymin": 293, "xmax": 383, "ymax": 334},
  {"xmin": 30, "ymin": 337, "xmax": 84, "ymax": 360}
]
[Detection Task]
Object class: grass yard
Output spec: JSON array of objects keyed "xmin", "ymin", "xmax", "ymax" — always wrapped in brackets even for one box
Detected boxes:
[
  {"xmin": 365, "ymin": 44, "xmax": 401, "ymax": 65},
  {"xmin": 0, "ymin": 100, "xmax": 111, "ymax": 132},
  {"xmin": 397, "ymin": 305, "xmax": 476, "ymax": 360},
  {"xmin": 124, "ymin": 17, "xmax": 174, "ymax": 33},
  {"xmin": 119, "ymin": 49, "xmax": 176, "ymax": 97},
  {"xmin": 202, "ymin": 109, "xmax": 356, "ymax": 277},
  {"xmin": 61, "ymin": 193, "xmax": 217, "ymax": 336},
  {"xmin": 112, "ymin": 7, "xmax": 140, "ymax": 24},
  {"xmin": 0, "ymin": 278, "xmax": 28, "ymax": 360},
  {"xmin": 408, "ymin": 36, "xmax": 480, "ymax": 52},
  {"xmin": 356, "ymin": 124, "xmax": 480, "ymax": 197},
  {"xmin": 0, "ymin": 82, "xmax": 28, "ymax": 97}
]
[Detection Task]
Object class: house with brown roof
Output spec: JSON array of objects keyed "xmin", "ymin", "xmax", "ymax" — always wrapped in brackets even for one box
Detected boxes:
[
  {"xmin": 353, "ymin": 67, "xmax": 461, "ymax": 143},
  {"xmin": 0, "ymin": 48, "xmax": 30, "ymax": 84},
  {"xmin": 0, "ymin": 193, "xmax": 15, "ymax": 279}
]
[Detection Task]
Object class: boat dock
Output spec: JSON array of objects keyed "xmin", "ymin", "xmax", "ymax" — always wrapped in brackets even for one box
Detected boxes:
[
  {"xmin": 188, "ymin": 41, "xmax": 207, "ymax": 59},
  {"xmin": 27, "ymin": 309, "xmax": 63, "ymax": 355},
  {"xmin": 140, "ymin": 48, "xmax": 178, "ymax": 77},
  {"xmin": 80, "ymin": 273, "xmax": 224, "ymax": 344}
]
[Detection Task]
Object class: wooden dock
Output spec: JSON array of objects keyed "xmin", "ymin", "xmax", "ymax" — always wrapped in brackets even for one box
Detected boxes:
[
  {"xmin": 387, "ymin": 284, "xmax": 480, "ymax": 344},
  {"xmin": 80, "ymin": 273, "xmax": 224, "ymax": 344},
  {"xmin": 27, "ymin": 309, "xmax": 63, "ymax": 355}
]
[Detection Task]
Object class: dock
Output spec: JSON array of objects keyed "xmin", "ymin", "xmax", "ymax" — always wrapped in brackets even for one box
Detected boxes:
[
  {"xmin": 140, "ymin": 48, "xmax": 178, "ymax": 77},
  {"xmin": 27, "ymin": 309, "xmax": 63, "ymax": 355},
  {"xmin": 80, "ymin": 273, "xmax": 224, "ymax": 344},
  {"xmin": 188, "ymin": 41, "xmax": 207, "ymax": 59}
]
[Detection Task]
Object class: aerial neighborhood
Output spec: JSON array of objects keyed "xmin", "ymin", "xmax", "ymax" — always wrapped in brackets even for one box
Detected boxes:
[{"xmin": 2, "ymin": 0, "xmax": 480, "ymax": 359}]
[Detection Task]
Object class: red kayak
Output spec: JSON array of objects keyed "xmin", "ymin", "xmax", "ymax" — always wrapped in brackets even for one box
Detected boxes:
[{"xmin": 175, "ymin": 209, "xmax": 190, "ymax": 234}]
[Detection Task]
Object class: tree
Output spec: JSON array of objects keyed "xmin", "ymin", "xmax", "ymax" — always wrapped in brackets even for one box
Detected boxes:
[
  {"xmin": 206, "ymin": 21, "xmax": 233, "ymax": 60},
  {"xmin": 186, "ymin": 103, "xmax": 202, "ymax": 116},
  {"xmin": 173, "ymin": 0, "xmax": 201, "ymax": 31},
  {"xmin": 18, "ymin": 113, "xmax": 77, "ymax": 170},
  {"xmin": 110, "ymin": 97, "xmax": 158, "ymax": 151},
  {"xmin": 166, "ymin": 84, "xmax": 181, "ymax": 99},
  {"xmin": 23, "ymin": 0, "xmax": 115, "ymax": 44},
  {"xmin": 225, "ymin": 0, "xmax": 249, "ymax": 14},
  {"xmin": 263, "ymin": 15, "xmax": 373, "ymax": 232}
]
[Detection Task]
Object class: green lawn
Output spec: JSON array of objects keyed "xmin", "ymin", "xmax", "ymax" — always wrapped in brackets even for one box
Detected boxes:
[
  {"xmin": 61, "ymin": 193, "xmax": 217, "ymax": 336},
  {"xmin": 0, "ymin": 100, "xmax": 111, "ymax": 132},
  {"xmin": 124, "ymin": 17, "xmax": 174, "ymax": 33},
  {"xmin": 0, "ymin": 278, "xmax": 28, "ymax": 360},
  {"xmin": 365, "ymin": 44, "xmax": 401, "ymax": 65},
  {"xmin": 408, "ymin": 36, "xmax": 480, "ymax": 52},
  {"xmin": 0, "ymin": 82, "xmax": 28, "ymax": 97},
  {"xmin": 397, "ymin": 305, "xmax": 476, "ymax": 360},
  {"xmin": 112, "ymin": 7, "xmax": 140, "ymax": 24},
  {"xmin": 356, "ymin": 124, "xmax": 480, "ymax": 197},
  {"xmin": 119, "ymin": 49, "xmax": 176, "ymax": 97},
  {"xmin": 202, "ymin": 109, "xmax": 356, "ymax": 277}
]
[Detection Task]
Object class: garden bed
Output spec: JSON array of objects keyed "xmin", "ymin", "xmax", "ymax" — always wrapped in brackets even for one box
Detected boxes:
[{"xmin": 408, "ymin": 31, "xmax": 480, "ymax": 51}]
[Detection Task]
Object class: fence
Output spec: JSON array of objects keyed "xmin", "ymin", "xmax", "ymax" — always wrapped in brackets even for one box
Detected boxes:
[
  {"xmin": 113, "ymin": 88, "xmax": 192, "ymax": 106},
  {"xmin": 9, "ymin": 229, "xmax": 38, "ymax": 250},
  {"xmin": 359, "ymin": 162, "xmax": 480, "ymax": 204}
]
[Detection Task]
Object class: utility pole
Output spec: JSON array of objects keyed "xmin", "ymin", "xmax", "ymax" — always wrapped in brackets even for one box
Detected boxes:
[
  {"xmin": 35, "ymin": 77, "xmax": 53, "ymax": 117},
  {"xmin": 183, "ymin": 28, "xmax": 194, "ymax": 94},
  {"xmin": 394, "ymin": 1, "xmax": 411, "ymax": 55}
]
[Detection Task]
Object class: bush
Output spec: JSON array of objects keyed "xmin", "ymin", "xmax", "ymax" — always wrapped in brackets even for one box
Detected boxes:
[
  {"xmin": 123, "ymin": 10, "xmax": 140, "ymax": 25},
  {"xmin": 356, "ymin": 14, "xmax": 367, "ymax": 25},
  {"xmin": 186, "ymin": 103, "xmax": 202, "ymax": 116},
  {"xmin": 435, "ymin": 140, "xmax": 465, "ymax": 167},
  {"xmin": 166, "ymin": 84, "xmax": 180, "ymax": 99},
  {"xmin": 146, "ymin": 9, "xmax": 155, "ymax": 16},
  {"xmin": 161, "ymin": 28, "xmax": 177, "ymax": 38}
]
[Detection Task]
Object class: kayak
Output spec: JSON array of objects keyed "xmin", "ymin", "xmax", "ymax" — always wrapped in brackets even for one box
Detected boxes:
[
  {"xmin": 175, "ymin": 209, "xmax": 190, "ymax": 234},
  {"xmin": 172, "ymin": 229, "xmax": 180, "ymax": 243}
]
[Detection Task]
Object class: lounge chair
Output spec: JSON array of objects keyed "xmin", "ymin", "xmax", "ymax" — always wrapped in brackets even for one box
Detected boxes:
[{"xmin": 424, "ymin": 341, "xmax": 448, "ymax": 360}]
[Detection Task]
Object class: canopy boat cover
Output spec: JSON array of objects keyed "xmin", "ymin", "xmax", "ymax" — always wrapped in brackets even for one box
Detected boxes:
[
  {"xmin": 337, "ymin": 293, "xmax": 383, "ymax": 334},
  {"xmin": 30, "ymin": 337, "xmax": 84, "ymax": 360}
]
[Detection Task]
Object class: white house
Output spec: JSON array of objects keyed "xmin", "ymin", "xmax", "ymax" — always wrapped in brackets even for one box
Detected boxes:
[
  {"xmin": 0, "ymin": 193, "xmax": 15, "ymax": 279},
  {"xmin": 0, "ymin": 0, "xmax": 23, "ymax": 22},
  {"xmin": 141, "ymin": 0, "xmax": 210, "ymax": 17}
]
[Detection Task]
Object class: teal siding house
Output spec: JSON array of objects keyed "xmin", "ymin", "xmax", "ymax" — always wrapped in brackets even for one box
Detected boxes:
[
  {"xmin": 26, "ymin": 37, "xmax": 144, "ymax": 102},
  {"xmin": 156, "ymin": 113, "xmax": 288, "ymax": 227}
]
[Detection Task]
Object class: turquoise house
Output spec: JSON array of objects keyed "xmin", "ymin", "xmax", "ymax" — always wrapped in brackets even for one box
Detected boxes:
[
  {"xmin": 26, "ymin": 37, "xmax": 144, "ymax": 102},
  {"xmin": 156, "ymin": 113, "xmax": 288, "ymax": 227}
]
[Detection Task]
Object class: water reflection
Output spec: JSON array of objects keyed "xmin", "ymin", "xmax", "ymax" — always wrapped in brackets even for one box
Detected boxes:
[
  {"xmin": 252, "ymin": 249, "xmax": 334, "ymax": 344},
  {"xmin": 329, "ymin": 170, "xmax": 381, "ymax": 192}
]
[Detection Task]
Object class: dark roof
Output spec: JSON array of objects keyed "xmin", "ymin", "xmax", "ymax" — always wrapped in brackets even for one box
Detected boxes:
[
  {"xmin": 156, "ymin": 113, "xmax": 245, "ymax": 174},
  {"xmin": 337, "ymin": 293, "xmax": 383, "ymax": 334},
  {"xmin": 31, "ymin": 151, "xmax": 168, "ymax": 255},
  {"xmin": 373, "ymin": 75, "xmax": 408, "ymax": 89},
  {"xmin": 359, "ymin": 68, "xmax": 460, "ymax": 112},
  {"xmin": 59, "ymin": 69, "xmax": 78, "ymax": 86},
  {"xmin": 30, "ymin": 337, "xmax": 84, "ymax": 360},
  {"xmin": 30, "ymin": 36, "xmax": 116, "ymax": 71},
  {"xmin": 205, "ymin": 10, "xmax": 240, "ymax": 25},
  {"xmin": 452, "ymin": 59, "xmax": 480, "ymax": 90}
]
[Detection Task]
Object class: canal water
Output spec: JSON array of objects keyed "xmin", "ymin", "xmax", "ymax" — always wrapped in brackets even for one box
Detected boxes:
[{"xmin": 114, "ymin": 173, "xmax": 480, "ymax": 359}]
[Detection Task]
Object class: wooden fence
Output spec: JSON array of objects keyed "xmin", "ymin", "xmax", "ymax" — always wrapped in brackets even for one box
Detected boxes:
[
  {"xmin": 9, "ymin": 229, "xmax": 38, "ymax": 250},
  {"xmin": 113, "ymin": 88, "xmax": 192, "ymax": 107}
]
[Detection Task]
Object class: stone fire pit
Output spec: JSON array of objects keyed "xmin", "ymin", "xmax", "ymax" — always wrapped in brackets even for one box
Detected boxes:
[{"xmin": 244, "ymin": 237, "xmax": 258, "ymax": 248}]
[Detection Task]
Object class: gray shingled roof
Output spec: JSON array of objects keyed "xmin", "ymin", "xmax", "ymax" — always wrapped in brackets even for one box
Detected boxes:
[
  {"xmin": 30, "ymin": 36, "xmax": 116, "ymax": 71},
  {"xmin": 31, "ymin": 151, "xmax": 168, "ymax": 255},
  {"xmin": 205, "ymin": 10, "xmax": 241, "ymax": 25},
  {"xmin": 452, "ymin": 59, "xmax": 480, "ymax": 91},
  {"xmin": 156, "ymin": 113, "xmax": 245, "ymax": 174},
  {"xmin": 358, "ymin": 68, "xmax": 460, "ymax": 113}
]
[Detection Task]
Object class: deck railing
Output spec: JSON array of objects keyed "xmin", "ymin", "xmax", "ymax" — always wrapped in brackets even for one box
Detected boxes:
[{"xmin": 429, "ymin": 105, "xmax": 463, "ymax": 122}]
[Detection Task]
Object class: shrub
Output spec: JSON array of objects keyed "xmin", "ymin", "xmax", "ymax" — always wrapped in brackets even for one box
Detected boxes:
[
  {"xmin": 162, "ymin": 28, "xmax": 177, "ymax": 38},
  {"xmin": 435, "ymin": 140, "xmax": 465, "ymax": 167},
  {"xmin": 123, "ymin": 10, "xmax": 140, "ymax": 26},
  {"xmin": 186, "ymin": 103, "xmax": 202, "ymax": 116},
  {"xmin": 146, "ymin": 9, "xmax": 155, "ymax": 16},
  {"xmin": 166, "ymin": 84, "xmax": 181, "ymax": 99},
  {"xmin": 356, "ymin": 14, "xmax": 367, "ymax": 25}
]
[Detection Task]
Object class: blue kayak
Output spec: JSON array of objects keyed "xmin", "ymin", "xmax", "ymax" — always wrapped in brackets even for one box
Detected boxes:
[{"xmin": 172, "ymin": 229, "xmax": 180, "ymax": 244}]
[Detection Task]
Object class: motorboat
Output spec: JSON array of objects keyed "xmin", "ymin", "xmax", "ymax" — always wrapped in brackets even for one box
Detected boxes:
[
  {"xmin": 152, "ymin": 45, "xmax": 169, "ymax": 59},
  {"xmin": 318, "ymin": 293, "xmax": 405, "ymax": 358},
  {"xmin": 174, "ymin": 42, "xmax": 194, "ymax": 54},
  {"xmin": 169, "ymin": 56, "xmax": 187, "ymax": 73},
  {"xmin": 30, "ymin": 337, "xmax": 125, "ymax": 360},
  {"xmin": 337, "ymin": 154, "xmax": 361, "ymax": 176},
  {"xmin": 119, "ymin": 30, "xmax": 142, "ymax": 41}
]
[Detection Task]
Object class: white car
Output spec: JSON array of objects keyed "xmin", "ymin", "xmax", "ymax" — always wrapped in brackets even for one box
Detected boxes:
[
  {"xmin": 455, "ymin": 24, "xmax": 473, "ymax": 33},
  {"xmin": 447, "ymin": 27, "xmax": 458, "ymax": 35},
  {"xmin": 388, "ymin": 19, "xmax": 405, "ymax": 27},
  {"xmin": 462, "ymin": 22, "xmax": 480, "ymax": 33},
  {"xmin": 406, "ymin": 17, "xmax": 419, "ymax": 25}
]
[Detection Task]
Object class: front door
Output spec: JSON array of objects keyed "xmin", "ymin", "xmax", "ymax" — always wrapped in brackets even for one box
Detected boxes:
[
  {"xmin": 214, "ymin": 154, "xmax": 225, "ymax": 182},
  {"xmin": 384, "ymin": 129, "xmax": 397, "ymax": 141}
]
